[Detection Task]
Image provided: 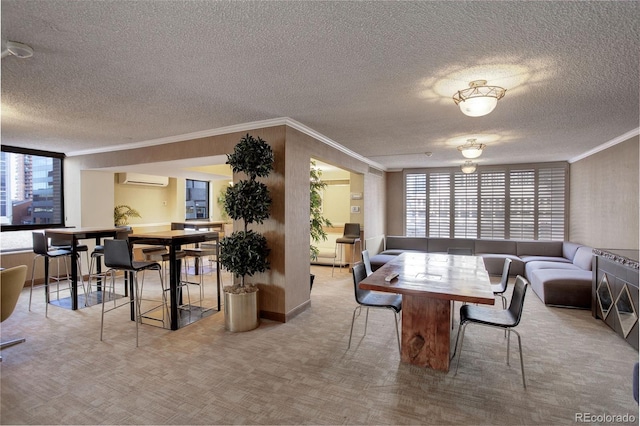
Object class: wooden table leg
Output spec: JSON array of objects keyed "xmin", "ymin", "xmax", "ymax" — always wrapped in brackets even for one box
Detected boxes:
[{"xmin": 401, "ymin": 295, "xmax": 451, "ymax": 371}]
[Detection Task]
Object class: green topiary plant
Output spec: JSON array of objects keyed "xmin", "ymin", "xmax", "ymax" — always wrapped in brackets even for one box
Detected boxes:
[
  {"xmin": 310, "ymin": 161, "xmax": 332, "ymax": 261},
  {"xmin": 219, "ymin": 134, "xmax": 273, "ymax": 294}
]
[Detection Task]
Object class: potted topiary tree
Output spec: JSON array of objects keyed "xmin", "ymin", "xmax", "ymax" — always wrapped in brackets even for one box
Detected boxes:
[
  {"xmin": 219, "ymin": 133, "xmax": 273, "ymax": 332},
  {"xmin": 310, "ymin": 161, "xmax": 332, "ymax": 289}
]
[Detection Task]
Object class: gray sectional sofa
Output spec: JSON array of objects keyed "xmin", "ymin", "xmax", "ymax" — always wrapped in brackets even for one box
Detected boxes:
[{"xmin": 368, "ymin": 236, "xmax": 593, "ymax": 309}]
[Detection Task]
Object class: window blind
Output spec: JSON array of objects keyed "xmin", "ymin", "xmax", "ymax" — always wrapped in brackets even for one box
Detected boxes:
[
  {"xmin": 454, "ymin": 172, "xmax": 478, "ymax": 238},
  {"xmin": 428, "ymin": 172, "xmax": 450, "ymax": 237},
  {"xmin": 405, "ymin": 173, "xmax": 427, "ymax": 237},
  {"xmin": 509, "ymin": 169, "xmax": 536, "ymax": 239},
  {"xmin": 404, "ymin": 163, "xmax": 567, "ymax": 241},
  {"xmin": 479, "ymin": 171, "xmax": 506, "ymax": 239}
]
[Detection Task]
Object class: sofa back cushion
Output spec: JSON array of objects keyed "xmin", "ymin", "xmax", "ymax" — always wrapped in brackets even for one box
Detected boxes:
[
  {"xmin": 428, "ymin": 238, "xmax": 475, "ymax": 254},
  {"xmin": 385, "ymin": 236, "xmax": 428, "ymax": 252},
  {"xmin": 562, "ymin": 242, "xmax": 582, "ymax": 261},
  {"xmin": 474, "ymin": 239, "xmax": 517, "ymax": 254},
  {"xmin": 517, "ymin": 241, "xmax": 563, "ymax": 257},
  {"xmin": 572, "ymin": 246, "xmax": 594, "ymax": 271}
]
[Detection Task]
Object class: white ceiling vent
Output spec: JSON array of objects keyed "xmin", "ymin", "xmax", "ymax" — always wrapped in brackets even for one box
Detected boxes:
[{"xmin": 118, "ymin": 172, "xmax": 169, "ymax": 187}]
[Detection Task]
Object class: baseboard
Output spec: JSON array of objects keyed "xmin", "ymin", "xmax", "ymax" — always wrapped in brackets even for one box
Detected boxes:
[{"xmin": 260, "ymin": 298, "xmax": 311, "ymax": 323}]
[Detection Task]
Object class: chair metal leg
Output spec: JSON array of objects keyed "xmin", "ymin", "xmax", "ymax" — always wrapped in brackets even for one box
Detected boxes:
[
  {"xmin": 29, "ymin": 254, "xmax": 42, "ymax": 311},
  {"xmin": 393, "ymin": 311, "xmax": 401, "ymax": 354},
  {"xmin": 364, "ymin": 307, "xmax": 369, "ymax": 336},
  {"xmin": 0, "ymin": 338, "xmax": 26, "ymax": 350},
  {"xmin": 453, "ymin": 322, "xmax": 467, "ymax": 374},
  {"xmin": 348, "ymin": 305, "xmax": 362, "ymax": 349}
]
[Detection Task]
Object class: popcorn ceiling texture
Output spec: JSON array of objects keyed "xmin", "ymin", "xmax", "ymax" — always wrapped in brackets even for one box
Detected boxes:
[{"xmin": 1, "ymin": 1, "xmax": 637, "ymax": 169}]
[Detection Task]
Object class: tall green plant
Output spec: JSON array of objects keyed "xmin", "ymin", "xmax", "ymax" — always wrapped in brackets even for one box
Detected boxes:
[
  {"xmin": 310, "ymin": 162, "xmax": 332, "ymax": 260},
  {"xmin": 219, "ymin": 134, "xmax": 273, "ymax": 292}
]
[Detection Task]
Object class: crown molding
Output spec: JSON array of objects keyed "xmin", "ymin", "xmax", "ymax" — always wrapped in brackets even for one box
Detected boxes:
[
  {"xmin": 66, "ymin": 117, "xmax": 387, "ymax": 172},
  {"xmin": 569, "ymin": 127, "xmax": 640, "ymax": 163}
]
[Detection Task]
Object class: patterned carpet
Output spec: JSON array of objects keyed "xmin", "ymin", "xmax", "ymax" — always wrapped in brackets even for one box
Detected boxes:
[{"xmin": 1, "ymin": 264, "xmax": 638, "ymax": 425}]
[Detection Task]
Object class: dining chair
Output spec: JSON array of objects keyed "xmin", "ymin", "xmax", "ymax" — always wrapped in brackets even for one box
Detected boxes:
[
  {"xmin": 453, "ymin": 275, "xmax": 530, "ymax": 388},
  {"xmin": 87, "ymin": 226, "xmax": 132, "ymax": 301},
  {"xmin": 1, "ymin": 265, "xmax": 28, "ymax": 361},
  {"xmin": 29, "ymin": 231, "xmax": 86, "ymax": 316},
  {"xmin": 142, "ymin": 246, "xmax": 190, "ymax": 314},
  {"xmin": 101, "ymin": 239, "xmax": 165, "ymax": 347},
  {"xmin": 492, "ymin": 258, "xmax": 513, "ymax": 309},
  {"xmin": 183, "ymin": 242, "xmax": 219, "ymax": 310},
  {"xmin": 361, "ymin": 250, "xmax": 373, "ymax": 277},
  {"xmin": 349, "ymin": 262, "xmax": 402, "ymax": 354},
  {"xmin": 335, "ymin": 223, "xmax": 361, "ymax": 272}
]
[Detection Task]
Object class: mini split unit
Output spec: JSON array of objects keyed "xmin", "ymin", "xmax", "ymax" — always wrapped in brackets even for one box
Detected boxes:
[{"xmin": 118, "ymin": 173, "xmax": 169, "ymax": 187}]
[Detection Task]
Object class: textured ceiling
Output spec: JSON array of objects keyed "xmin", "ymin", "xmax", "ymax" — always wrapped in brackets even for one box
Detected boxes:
[{"xmin": 1, "ymin": 1, "xmax": 638, "ymax": 174}]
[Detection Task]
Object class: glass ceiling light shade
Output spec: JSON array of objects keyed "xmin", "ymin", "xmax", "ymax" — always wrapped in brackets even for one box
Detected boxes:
[
  {"xmin": 457, "ymin": 138, "xmax": 486, "ymax": 159},
  {"xmin": 453, "ymin": 80, "xmax": 506, "ymax": 117},
  {"xmin": 461, "ymin": 161, "xmax": 477, "ymax": 174}
]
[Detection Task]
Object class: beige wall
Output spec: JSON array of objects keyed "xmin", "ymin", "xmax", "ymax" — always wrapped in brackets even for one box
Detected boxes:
[
  {"xmin": 570, "ymin": 136, "xmax": 639, "ymax": 249},
  {"xmin": 386, "ymin": 171, "xmax": 404, "ymax": 236}
]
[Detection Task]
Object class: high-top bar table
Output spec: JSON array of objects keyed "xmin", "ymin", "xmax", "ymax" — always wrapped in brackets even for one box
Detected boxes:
[
  {"xmin": 44, "ymin": 227, "xmax": 120, "ymax": 310},
  {"xmin": 171, "ymin": 221, "xmax": 225, "ymax": 231},
  {"xmin": 128, "ymin": 229, "xmax": 220, "ymax": 330},
  {"xmin": 360, "ymin": 252, "xmax": 495, "ymax": 371}
]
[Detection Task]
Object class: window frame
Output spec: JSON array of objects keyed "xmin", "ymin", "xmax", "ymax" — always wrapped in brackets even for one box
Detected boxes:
[
  {"xmin": 0, "ymin": 145, "xmax": 66, "ymax": 232},
  {"xmin": 403, "ymin": 162, "xmax": 569, "ymax": 241},
  {"xmin": 185, "ymin": 178, "xmax": 210, "ymax": 220}
]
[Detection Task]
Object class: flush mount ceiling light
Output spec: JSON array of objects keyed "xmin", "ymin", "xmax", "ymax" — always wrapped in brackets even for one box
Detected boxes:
[
  {"xmin": 457, "ymin": 138, "xmax": 486, "ymax": 159},
  {"xmin": 453, "ymin": 80, "xmax": 506, "ymax": 117},
  {"xmin": 1, "ymin": 40, "xmax": 34, "ymax": 59},
  {"xmin": 461, "ymin": 161, "xmax": 477, "ymax": 174}
]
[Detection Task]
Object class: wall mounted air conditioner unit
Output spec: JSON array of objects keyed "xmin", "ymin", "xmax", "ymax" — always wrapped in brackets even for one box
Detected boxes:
[{"xmin": 118, "ymin": 173, "xmax": 169, "ymax": 187}]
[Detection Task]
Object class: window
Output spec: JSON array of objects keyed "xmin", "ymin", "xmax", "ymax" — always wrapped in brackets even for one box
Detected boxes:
[
  {"xmin": 185, "ymin": 179, "xmax": 210, "ymax": 219},
  {"xmin": 1, "ymin": 146, "xmax": 65, "ymax": 230},
  {"xmin": 404, "ymin": 163, "xmax": 567, "ymax": 241}
]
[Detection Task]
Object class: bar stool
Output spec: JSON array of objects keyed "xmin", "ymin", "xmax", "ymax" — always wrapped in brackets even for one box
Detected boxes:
[
  {"xmin": 335, "ymin": 223, "xmax": 362, "ymax": 272},
  {"xmin": 101, "ymin": 239, "xmax": 164, "ymax": 347},
  {"xmin": 142, "ymin": 247, "xmax": 191, "ymax": 314},
  {"xmin": 87, "ymin": 226, "xmax": 132, "ymax": 300},
  {"xmin": 183, "ymin": 243, "xmax": 219, "ymax": 310},
  {"xmin": 29, "ymin": 232, "xmax": 87, "ymax": 316}
]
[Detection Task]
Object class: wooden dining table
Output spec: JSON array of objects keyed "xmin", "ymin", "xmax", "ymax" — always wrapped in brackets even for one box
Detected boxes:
[
  {"xmin": 360, "ymin": 252, "xmax": 495, "ymax": 371},
  {"xmin": 44, "ymin": 226, "xmax": 121, "ymax": 310},
  {"xmin": 127, "ymin": 229, "xmax": 221, "ymax": 330}
]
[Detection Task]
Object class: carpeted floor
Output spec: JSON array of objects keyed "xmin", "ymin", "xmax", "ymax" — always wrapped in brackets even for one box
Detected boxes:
[{"xmin": 1, "ymin": 264, "xmax": 638, "ymax": 425}]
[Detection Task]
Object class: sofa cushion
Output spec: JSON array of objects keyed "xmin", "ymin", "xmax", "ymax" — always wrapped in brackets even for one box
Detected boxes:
[
  {"xmin": 517, "ymin": 241, "xmax": 563, "ymax": 257},
  {"xmin": 369, "ymin": 254, "xmax": 398, "ymax": 271},
  {"xmin": 562, "ymin": 242, "xmax": 583, "ymax": 261},
  {"xmin": 528, "ymin": 268, "xmax": 592, "ymax": 308},
  {"xmin": 385, "ymin": 236, "xmax": 428, "ymax": 252},
  {"xmin": 572, "ymin": 246, "xmax": 594, "ymax": 271},
  {"xmin": 474, "ymin": 239, "xmax": 518, "ymax": 255},
  {"xmin": 525, "ymin": 260, "xmax": 581, "ymax": 279},
  {"xmin": 428, "ymin": 238, "xmax": 475, "ymax": 254},
  {"xmin": 380, "ymin": 249, "xmax": 424, "ymax": 256},
  {"xmin": 520, "ymin": 255, "xmax": 572, "ymax": 264},
  {"xmin": 479, "ymin": 254, "xmax": 524, "ymax": 276}
]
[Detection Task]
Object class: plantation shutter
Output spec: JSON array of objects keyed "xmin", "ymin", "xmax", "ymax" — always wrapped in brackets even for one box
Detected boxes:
[
  {"xmin": 405, "ymin": 173, "xmax": 427, "ymax": 237},
  {"xmin": 537, "ymin": 167, "xmax": 566, "ymax": 241},
  {"xmin": 454, "ymin": 172, "xmax": 478, "ymax": 238},
  {"xmin": 479, "ymin": 170, "xmax": 506, "ymax": 239},
  {"xmin": 509, "ymin": 169, "xmax": 536, "ymax": 239},
  {"xmin": 428, "ymin": 172, "xmax": 451, "ymax": 237}
]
